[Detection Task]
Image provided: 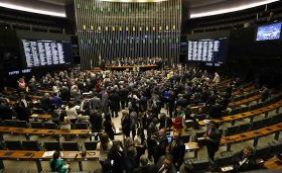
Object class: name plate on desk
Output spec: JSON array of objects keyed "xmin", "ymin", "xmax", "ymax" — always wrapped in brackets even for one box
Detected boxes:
[
  {"xmin": 42, "ymin": 151, "xmax": 55, "ymax": 158},
  {"xmin": 221, "ymin": 165, "xmax": 234, "ymax": 172},
  {"xmin": 197, "ymin": 137, "xmax": 205, "ymax": 141},
  {"xmin": 31, "ymin": 114, "xmax": 39, "ymax": 118}
]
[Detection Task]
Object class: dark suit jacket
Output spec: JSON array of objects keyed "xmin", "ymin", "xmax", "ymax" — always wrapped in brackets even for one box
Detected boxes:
[
  {"xmin": 233, "ymin": 152, "xmax": 258, "ymax": 172},
  {"xmin": 169, "ymin": 139, "xmax": 186, "ymax": 166},
  {"xmin": 156, "ymin": 157, "xmax": 177, "ymax": 173},
  {"xmin": 133, "ymin": 165, "xmax": 156, "ymax": 173},
  {"xmin": 205, "ymin": 127, "xmax": 222, "ymax": 151},
  {"xmin": 159, "ymin": 117, "xmax": 172, "ymax": 129},
  {"xmin": 0, "ymin": 104, "xmax": 13, "ymax": 120}
]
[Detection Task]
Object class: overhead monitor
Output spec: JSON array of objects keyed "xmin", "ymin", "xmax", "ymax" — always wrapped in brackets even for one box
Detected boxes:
[
  {"xmin": 187, "ymin": 38, "xmax": 228, "ymax": 66},
  {"xmin": 21, "ymin": 39, "xmax": 72, "ymax": 68},
  {"xmin": 256, "ymin": 22, "xmax": 282, "ymax": 41}
]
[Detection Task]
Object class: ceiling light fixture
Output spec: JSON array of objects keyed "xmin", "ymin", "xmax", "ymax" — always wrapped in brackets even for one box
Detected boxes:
[
  {"xmin": 99, "ymin": 0, "xmax": 168, "ymax": 2},
  {"xmin": 0, "ymin": 2, "xmax": 66, "ymax": 17},
  {"xmin": 190, "ymin": 0, "xmax": 279, "ymax": 19}
]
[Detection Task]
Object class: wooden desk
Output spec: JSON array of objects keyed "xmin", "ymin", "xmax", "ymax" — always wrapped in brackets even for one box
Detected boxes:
[
  {"xmin": 0, "ymin": 126, "xmax": 91, "ymax": 137},
  {"xmin": 229, "ymin": 94, "xmax": 261, "ymax": 108},
  {"xmin": 232, "ymin": 84, "xmax": 255, "ymax": 96},
  {"xmin": 187, "ymin": 122, "xmax": 282, "ymax": 153},
  {"xmin": 31, "ymin": 113, "xmax": 53, "ymax": 121},
  {"xmin": 0, "ymin": 150, "xmax": 100, "ymax": 172},
  {"xmin": 264, "ymin": 156, "xmax": 282, "ymax": 170},
  {"xmin": 199, "ymin": 100, "xmax": 282, "ymax": 126},
  {"xmin": 220, "ymin": 122, "xmax": 282, "ymax": 150},
  {"xmin": 189, "ymin": 93, "xmax": 261, "ymax": 114},
  {"xmin": 185, "ymin": 142, "xmax": 200, "ymax": 158}
]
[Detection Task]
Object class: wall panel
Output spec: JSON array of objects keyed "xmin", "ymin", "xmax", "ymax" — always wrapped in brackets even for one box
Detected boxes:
[{"xmin": 74, "ymin": 0, "xmax": 181, "ymax": 69}]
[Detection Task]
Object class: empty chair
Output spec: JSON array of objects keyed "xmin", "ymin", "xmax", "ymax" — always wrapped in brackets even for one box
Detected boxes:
[
  {"xmin": 44, "ymin": 142, "xmax": 61, "ymax": 151},
  {"xmin": 252, "ymin": 119, "xmax": 268, "ymax": 129},
  {"xmin": 62, "ymin": 142, "xmax": 80, "ymax": 151},
  {"xmin": 44, "ymin": 122, "xmax": 58, "ymax": 129},
  {"xmin": 3, "ymin": 120, "xmax": 17, "ymax": 127},
  {"xmin": 225, "ymin": 126, "xmax": 238, "ymax": 136},
  {"xmin": 84, "ymin": 141, "xmax": 97, "ymax": 150},
  {"xmin": 255, "ymin": 146, "xmax": 272, "ymax": 160},
  {"xmin": 31, "ymin": 122, "xmax": 44, "ymax": 129},
  {"xmin": 215, "ymin": 154, "xmax": 234, "ymax": 166},
  {"xmin": 5, "ymin": 141, "xmax": 22, "ymax": 150},
  {"xmin": 74, "ymin": 123, "xmax": 89, "ymax": 129},
  {"xmin": 270, "ymin": 141, "xmax": 282, "ymax": 155},
  {"xmin": 22, "ymin": 141, "xmax": 41, "ymax": 151},
  {"xmin": 180, "ymin": 135, "xmax": 190, "ymax": 143},
  {"xmin": 15, "ymin": 120, "xmax": 28, "ymax": 128},
  {"xmin": 241, "ymin": 122, "xmax": 251, "ymax": 130},
  {"xmin": 190, "ymin": 160, "xmax": 210, "ymax": 172}
]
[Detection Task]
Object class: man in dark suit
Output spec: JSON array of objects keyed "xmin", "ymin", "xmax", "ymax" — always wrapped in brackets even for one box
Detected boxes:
[
  {"xmin": 233, "ymin": 147, "xmax": 262, "ymax": 172},
  {"xmin": 167, "ymin": 131, "xmax": 186, "ymax": 170},
  {"xmin": 156, "ymin": 155, "xmax": 177, "ymax": 173},
  {"xmin": 203, "ymin": 121, "xmax": 222, "ymax": 162},
  {"xmin": 119, "ymin": 85, "xmax": 129, "ymax": 109},
  {"xmin": 0, "ymin": 100, "xmax": 13, "ymax": 120},
  {"xmin": 133, "ymin": 156, "xmax": 156, "ymax": 173},
  {"xmin": 208, "ymin": 101, "xmax": 222, "ymax": 119},
  {"xmin": 109, "ymin": 89, "xmax": 120, "ymax": 118},
  {"xmin": 159, "ymin": 113, "xmax": 172, "ymax": 130},
  {"xmin": 154, "ymin": 128, "xmax": 169, "ymax": 163},
  {"xmin": 15, "ymin": 95, "xmax": 31, "ymax": 122}
]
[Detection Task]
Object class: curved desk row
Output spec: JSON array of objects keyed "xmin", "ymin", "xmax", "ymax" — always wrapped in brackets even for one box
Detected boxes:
[
  {"xmin": 0, "ymin": 150, "xmax": 99, "ymax": 172},
  {"xmin": 0, "ymin": 126, "xmax": 91, "ymax": 140},
  {"xmin": 199, "ymin": 100, "xmax": 282, "ymax": 126},
  {"xmin": 232, "ymin": 84, "xmax": 255, "ymax": 96},
  {"xmin": 187, "ymin": 122, "xmax": 282, "ymax": 158},
  {"xmin": 229, "ymin": 94, "xmax": 261, "ymax": 108}
]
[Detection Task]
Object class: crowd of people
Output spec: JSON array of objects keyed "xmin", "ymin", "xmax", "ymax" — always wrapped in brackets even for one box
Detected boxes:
[
  {"xmin": 104, "ymin": 57, "xmax": 166, "ymax": 68},
  {"xmin": 0, "ymin": 66, "xmax": 267, "ymax": 173}
]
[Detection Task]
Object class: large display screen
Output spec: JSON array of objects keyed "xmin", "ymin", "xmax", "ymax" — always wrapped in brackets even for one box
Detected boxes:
[
  {"xmin": 187, "ymin": 38, "xmax": 228, "ymax": 66},
  {"xmin": 21, "ymin": 39, "xmax": 72, "ymax": 68},
  {"xmin": 256, "ymin": 22, "xmax": 282, "ymax": 41}
]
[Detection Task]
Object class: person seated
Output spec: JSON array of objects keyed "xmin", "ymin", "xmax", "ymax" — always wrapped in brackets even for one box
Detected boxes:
[
  {"xmin": 233, "ymin": 147, "xmax": 263, "ymax": 172},
  {"xmin": 98, "ymin": 133, "xmax": 113, "ymax": 150},
  {"xmin": 65, "ymin": 102, "xmax": 79, "ymax": 122},
  {"xmin": 156, "ymin": 154, "xmax": 177, "ymax": 173},
  {"xmin": 49, "ymin": 150, "xmax": 70, "ymax": 173},
  {"xmin": 133, "ymin": 155, "xmax": 156, "ymax": 173},
  {"xmin": 60, "ymin": 117, "xmax": 71, "ymax": 131}
]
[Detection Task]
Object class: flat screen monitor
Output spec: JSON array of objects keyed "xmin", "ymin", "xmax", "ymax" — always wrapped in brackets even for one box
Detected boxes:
[
  {"xmin": 256, "ymin": 22, "xmax": 282, "ymax": 41},
  {"xmin": 21, "ymin": 39, "xmax": 72, "ymax": 68},
  {"xmin": 187, "ymin": 38, "xmax": 228, "ymax": 66}
]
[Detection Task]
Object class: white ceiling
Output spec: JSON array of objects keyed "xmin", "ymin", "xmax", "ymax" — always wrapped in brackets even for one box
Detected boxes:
[{"xmin": 0, "ymin": 0, "xmax": 279, "ymax": 18}]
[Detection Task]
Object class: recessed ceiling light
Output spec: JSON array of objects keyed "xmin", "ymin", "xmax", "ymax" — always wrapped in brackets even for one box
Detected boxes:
[
  {"xmin": 190, "ymin": 0, "xmax": 279, "ymax": 18},
  {"xmin": 0, "ymin": 2, "xmax": 66, "ymax": 17}
]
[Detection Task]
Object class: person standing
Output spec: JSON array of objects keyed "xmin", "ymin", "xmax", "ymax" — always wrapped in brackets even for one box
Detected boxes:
[
  {"xmin": 104, "ymin": 115, "xmax": 115, "ymax": 140},
  {"xmin": 121, "ymin": 111, "xmax": 131, "ymax": 138},
  {"xmin": 166, "ymin": 131, "xmax": 185, "ymax": 170},
  {"xmin": 203, "ymin": 122, "xmax": 222, "ymax": 162},
  {"xmin": 109, "ymin": 88, "xmax": 120, "ymax": 118}
]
